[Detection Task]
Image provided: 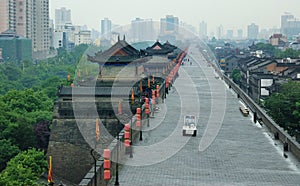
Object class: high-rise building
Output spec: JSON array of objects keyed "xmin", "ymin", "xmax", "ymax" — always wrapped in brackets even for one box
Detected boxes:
[
  {"xmin": 281, "ymin": 12, "xmax": 300, "ymax": 39},
  {"xmin": 0, "ymin": 0, "xmax": 50, "ymax": 59},
  {"xmin": 32, "ymin": 0, "xmax": 50, "ymax": 57},
  {"xmin": 199, "ymin": 21, "xmax": 207, "ymax": 39},
  {"xmin": 55, "ymin": 7, "xmax": 71, "ymax": 30},
  {"xmin": 131, "ymin": 18, "xmax": 155, "ymax": 42},
  {"xmin": 101, "ymin": 18, "xmax": 112, "ymax": 39},
  {"xmin": 237, "ymin": 29, "xmax": 243, "ymax": 39},
  {"xmin": 226, "ymin": 29, "xmax": 234, "ymax": 40},
  {"xmin": 0, "ymin": 0, "xmax": 10, "ymax": 33},
  {"xmin": 247, "ymin": 23, "xmax": 259, "ymax": 40},
  {"xmin": 0, "ymin": 0, "xmax": 32, "ymax": 38},
  {"xmin": 217, "ymin": 25, "xmax": 224, "ymax": 39},
  {"xmin": 160, "ymin": 15, "xmax": 179, "ymax": 34}
]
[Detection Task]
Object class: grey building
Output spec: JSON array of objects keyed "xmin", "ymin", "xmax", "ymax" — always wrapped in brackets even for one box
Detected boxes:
[
  {"xmin": 55, "ymin": 7, "xmax": 72, "ymax": 30},
  {"xmin": 199, "ymin": 21, "xmax": 207, "ymax": 39},
  {"xmin": 101, "ymin": 18, "xmax": 112, "ymax": 39},
  {"xmin": 247, "ymin": 23, "xmax": 259, "ymax": 40},
  {"xmin": 281, "ymin": 12, "xmax": 300, "ymax": 39}
]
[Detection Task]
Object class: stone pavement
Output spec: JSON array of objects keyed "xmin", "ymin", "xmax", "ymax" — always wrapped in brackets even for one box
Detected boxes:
[{"xmin": 109, "ymin": 45, "xmax": 300, "ymax": 186}]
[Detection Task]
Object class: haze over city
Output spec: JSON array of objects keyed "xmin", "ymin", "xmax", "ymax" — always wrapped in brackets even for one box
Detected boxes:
[
  {"xmin": 50, "ymin": 0, "xmax": 300, "ymax": 33},
  {"xmin": 1, "ymin": 0, "xmax": 300, "ymax": 185}
]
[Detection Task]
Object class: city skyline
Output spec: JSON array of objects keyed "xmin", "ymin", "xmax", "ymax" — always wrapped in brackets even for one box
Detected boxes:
[{"xmin": 50, "ymin": 0, "xmax": 300, "ymax": 34}]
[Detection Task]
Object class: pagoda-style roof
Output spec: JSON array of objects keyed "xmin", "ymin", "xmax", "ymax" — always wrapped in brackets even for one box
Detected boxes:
[
  {"xmin": 88, "ymin": 36, "xmax": 142, "ymax": 65},
  {"xmin": 163, "ymin": 41, "xmax": 177, "ymax": 51},
  {"xmin": 143, "ymin": 40, "xmax": 176, "ymax": 55}
]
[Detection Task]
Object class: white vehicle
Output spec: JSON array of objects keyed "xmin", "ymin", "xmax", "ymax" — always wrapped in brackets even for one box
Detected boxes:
[{"xmin": 182, "ymin": 115, "xmax": 197, "ymax": 137}]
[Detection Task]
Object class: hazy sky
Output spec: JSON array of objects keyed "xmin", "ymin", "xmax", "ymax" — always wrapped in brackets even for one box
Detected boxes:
[{"xmin": 50, "ymin": 0, "xmax": 300, "ymax": 33}]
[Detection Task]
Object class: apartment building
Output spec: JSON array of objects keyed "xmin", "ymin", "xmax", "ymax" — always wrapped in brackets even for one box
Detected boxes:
[{"xmin": 0, "ymin": 0, "xmax": 50, "ymax": 59}]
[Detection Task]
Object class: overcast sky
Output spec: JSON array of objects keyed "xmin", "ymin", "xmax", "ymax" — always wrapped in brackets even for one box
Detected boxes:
[{"xmin": 50, "ymin": 0, "xmax": 300, "ymax": 33}]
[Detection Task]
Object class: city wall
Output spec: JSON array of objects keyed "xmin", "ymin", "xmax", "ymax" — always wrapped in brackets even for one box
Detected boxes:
[{"xmin": 223, "ymin": 75, "xmax": 300, "ymax": 160}]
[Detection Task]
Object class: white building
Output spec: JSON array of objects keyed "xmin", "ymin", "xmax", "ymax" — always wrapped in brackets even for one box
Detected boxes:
[
  {"xmin": 101, "ymin": 18, "xmax": 112, "ymax": 39},
  {"xmin": 131, "ymin": 18, "xmax": 155, "ymax": 42},
  {"xmin": 53, "ymin": 31, "xmax": 65, "ymax": 49},
  {"xmin": 74, "ymin": 30, "xmax": 91, "ymax": 45}
]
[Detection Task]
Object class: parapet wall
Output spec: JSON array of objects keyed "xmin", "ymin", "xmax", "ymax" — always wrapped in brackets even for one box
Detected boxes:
[
  {"xmin": 223, "ymin": 75, "xmax": 300, "ymax": 160},
  {"xmin": 78, "ymin": 79, "xmax": 172, "ymax": 186}
]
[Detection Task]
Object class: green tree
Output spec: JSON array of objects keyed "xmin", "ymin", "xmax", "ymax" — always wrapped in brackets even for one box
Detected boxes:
[
  {"xmin": 1, "ymin": 89, "xmax": 52, "ymax": 113},
  {"xmin": 231, "ymin": 69, "xmax": 241, "ymax": 83},
  {"xmin": 0, "ymin": 89, "xmax": 53, "ymax": 150},
  {"xmin": 0, "ymin": 148, "xmax": 47, "ymax": 186},
  {"xmin": 265, "ymin": 81, "xmax": 300, "ymax": 135},
  {"xmin": 255, "ymin": 43, "xmax": 276, "ymax": 56},
  {"xmin": 0, "ymin": 139, "xmax": 20, "ymax": 171}
]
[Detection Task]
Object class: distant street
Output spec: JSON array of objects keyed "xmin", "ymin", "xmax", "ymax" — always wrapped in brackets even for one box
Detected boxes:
[{"xmin": 112, "ymin": 45, "xmax": 300, "ymax": 186}]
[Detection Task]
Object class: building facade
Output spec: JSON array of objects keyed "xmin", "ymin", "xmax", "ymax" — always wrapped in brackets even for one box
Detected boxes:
[
  {"xmin": 269, "ymin": 34, "xmax": 287, "ymax": 47},
  {"xmin": 55, "ymin": 7, "xmax": 71, "ymax": 30},
  {"xmin": 0, "ymin": 0, "xmax": 32, "ymax": 38},
  {"xmin": 131, "ymin": 18, "xmax": 155, "ymax": 42},
  {"xmin": 247, "ymin": 23, "xmax": 259, "ymax": 40},
  {"xmin": 100, "ymin": 18, "xmax": 112, "ymax": 39},
  {"xmin": 74, "ymin": 30, "xmax": 91, "ymax": 45},
  {"xmin": 0, "ymin": 31, "xmax": 32, "ymax": 62},
  {"xmin": 281, "ymin": 12, "xmax": 300, "ymax": 39},
  {"xmin": 32, "ymin": 0, "xmax": 50, "ymax": 58},
  {"xmin": 199, "ymin": 21, "xmax": 207, "ymax": 39},
  {"xmin": 0, "ymin": 0, "xmax": 50, "ymax": 59},
  {"xmin": 237, "ymin": 29, "xmax": 243, "ymax": 39},
  {"xmin": 160, "ymin": 15, "xmax": 179, "ymax": 34},
  {"xmin": 216, "ymin": 25, "xmax": 224, "ymax": 39}
]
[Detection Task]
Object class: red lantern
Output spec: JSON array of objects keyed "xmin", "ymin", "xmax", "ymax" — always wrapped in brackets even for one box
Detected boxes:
[
  {"xmin": 146, "ymin": 108, "xmax": 150, "ymax": 115},
  {"xmin": 136, "ymin": 120, "xmax": 141, "ymax": 127},
  {"xmin": 136, "ymin": 114, "xmax": 141, "ymax": 121},
  {"xmin": 104, "ymin": 159, "xmax": 110, "ymax": 169},
  {"xmin": 125, "ymin": 131, "xmax": 130, "ymax": 139},
  {"xmin": 104, "ymin": 170, "xmax": 111, "ymax": 180},
  {"xmin": 136, "ymin": 108, "xmax": 141, "ymax": 114},
  {"xmin": 124, "ymin": 124, "xmax": 130, "ymax": 131},
  {"xmin": 104, "ymin": 149, "xmax": 110, "ymax": 159},
  {"xmin": 124, "ymin": 139, "xmax": 130, "ymax": 147},
  {"xmin": 103, "ymin": 149, "xmax": 111, "ymax": 180}
]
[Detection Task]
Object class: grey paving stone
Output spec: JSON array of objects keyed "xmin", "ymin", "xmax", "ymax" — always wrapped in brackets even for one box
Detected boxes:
[{"xmin": 110, "ymin": 46, "xmax": 300, "ymax": 186}]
